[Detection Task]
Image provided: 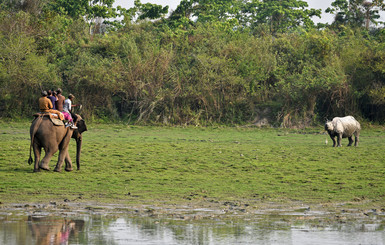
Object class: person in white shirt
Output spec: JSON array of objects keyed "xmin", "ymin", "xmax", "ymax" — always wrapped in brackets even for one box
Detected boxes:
[{"xmin": 63, "ymin": 94, "xmax": 80, "ymax": 129}]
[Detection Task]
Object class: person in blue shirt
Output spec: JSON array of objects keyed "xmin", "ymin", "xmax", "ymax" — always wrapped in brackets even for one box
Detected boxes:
[{"xmin": 47, "ymin": 90, "xmax": 57, "ymax": 110}]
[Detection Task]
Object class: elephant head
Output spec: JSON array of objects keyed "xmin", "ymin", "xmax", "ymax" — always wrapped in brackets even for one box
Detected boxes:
[{"xmin": 72, "ymin": 114, "xmax": 87, "ymax": 170}]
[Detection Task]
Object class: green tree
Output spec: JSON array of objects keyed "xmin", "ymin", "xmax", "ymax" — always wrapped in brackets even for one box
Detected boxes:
[
  {"xmin": 240, "ymin": 0, "xmax": 321, "ymax": 33},
  {"xmin": 0, "ymin": 0, "xmax": 48, "ymax": 14},
  {"xmin": 116, "ymin": 0, "xmax": 169, "ymax": 23},
  {"xmin": 47, "ymin": 0, "xmax": 118, "ymax": 34},
  {"xmin": 326, "ymin": 0, "xmax": 382, "ymax": 28},
  {"xmin": 167, "ymin": 0, "xmax": 241, "ymax": 31},
  {"xmin": 168, "ymin": 0, "xmax": 321, "ymax": 33},
  {"xmin": 47, "ymin": 0, "xmax": 115, "ymax": 19},
  {"xmin": 135, "ymin": 0, "xmax": 169, "ymax": 20}
]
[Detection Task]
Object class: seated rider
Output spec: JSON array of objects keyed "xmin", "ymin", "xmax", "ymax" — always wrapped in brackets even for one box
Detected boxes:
[
  {"xmin": 63, "ymin": 94, "xmax": 79, "ymax": 129},
  {"xmin": 56, "ymin": 88, "xmax": 65, "ymax": 111},
  {"xmin": 47, "ymin": 90, "xmax": 57, "ymax": 110},
  {"xmin": 39, "ymin": 91, "xmax": 64, "ymax": 120}
]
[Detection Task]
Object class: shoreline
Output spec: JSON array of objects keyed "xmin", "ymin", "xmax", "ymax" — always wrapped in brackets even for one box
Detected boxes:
[{"xmin": 1, "ymin": 200, "xmax": 383, "ymax": 222}]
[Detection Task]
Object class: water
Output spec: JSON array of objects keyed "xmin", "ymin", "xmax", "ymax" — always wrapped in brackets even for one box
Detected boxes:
[{"xmin": 0, "ymin": 206, "xmax": 385, "ymax": 245}]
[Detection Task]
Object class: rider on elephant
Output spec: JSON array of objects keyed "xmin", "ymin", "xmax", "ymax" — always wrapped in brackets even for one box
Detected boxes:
[
  {"xmin": 63, "ymin": 94, "xmax": 80, "ymax": 129},
  {"xmin": 56, "ymin": 88, "xmax": 65, "ymax": 111},
  {"xmin": 39, "ymin": 91, "xmax": 64, "ymax": 121},
  {"xmin": 47, "ymin": 90, "xmax": 57, "ymax": 110}
]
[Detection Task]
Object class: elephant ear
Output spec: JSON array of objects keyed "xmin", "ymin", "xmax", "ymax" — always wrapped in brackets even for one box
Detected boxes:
[{"xmin": 77, "ymin": 119, "xmax": 87, "ymax": 134}]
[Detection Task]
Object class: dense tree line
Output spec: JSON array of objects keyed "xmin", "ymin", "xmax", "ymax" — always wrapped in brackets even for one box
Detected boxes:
[{"xmin": 1, "ymin": 0, "xmax": 385, "ymax": 126}]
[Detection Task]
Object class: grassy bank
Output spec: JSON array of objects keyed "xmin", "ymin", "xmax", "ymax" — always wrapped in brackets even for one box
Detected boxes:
[{"xmin": 1, "ymin": 121, "xmax": 384, "ymax": 210}]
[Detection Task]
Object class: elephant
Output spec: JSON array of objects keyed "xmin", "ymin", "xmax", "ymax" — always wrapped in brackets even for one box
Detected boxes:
[
  {"xmin": 325, "ymin": 116, "xmax": 360, "ymax": 147},
  {"xmin": 28, "ymin": 114, "xmax": 87, "ymax": 172}
]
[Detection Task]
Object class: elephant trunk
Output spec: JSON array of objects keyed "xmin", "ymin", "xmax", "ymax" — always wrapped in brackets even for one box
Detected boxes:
[{"xmin": 76, "ymin": 134, "xmax": 82, "ymax": 170}]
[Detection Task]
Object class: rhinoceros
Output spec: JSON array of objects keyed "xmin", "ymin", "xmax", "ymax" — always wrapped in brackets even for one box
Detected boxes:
[{"xmin": 325, "ymin": 116, "xmax": 361, "ymax": 147}]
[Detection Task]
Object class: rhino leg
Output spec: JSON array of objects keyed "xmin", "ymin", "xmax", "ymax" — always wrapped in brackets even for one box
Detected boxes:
[
  {"xmin": 347, "ymin": 136, "xmax": 354, "ymax": 146},
  {"xmin": 337, "ymin": 134, "xmax": 342, "ymax": 147},
  {"xmin": 354, "ymin": 136, "xmax": 359, "ymax": 146},
  {"xmin": 331, "ymin": 137, "xmax": 336, "ymax": 147}
]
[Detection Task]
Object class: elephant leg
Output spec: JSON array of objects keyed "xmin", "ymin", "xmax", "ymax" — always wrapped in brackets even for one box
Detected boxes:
[
  {"xmin": 347, "ymin": 136, "xmax": 354, "ymax": 146},
  {"xmin": 54, "ymin": 150, "xmax": 66, "ymax": 172},
  {"xmin": 33, "ymin": 144, "xmax": 41, "ymax": 172},
  {"xmin": 64, "ymin": 150, "xmax": 74, "ymax": 172},
  {"xmin": 54, "ymin": 127, "xmax": 74, "ymax": 172},
  {"xmin": 40, "ymin": 147, "xmax": 57, "ymax": 171},
  {"xmin": 54, "ymin": 144, "xmax": 73, "ymax": 172}
]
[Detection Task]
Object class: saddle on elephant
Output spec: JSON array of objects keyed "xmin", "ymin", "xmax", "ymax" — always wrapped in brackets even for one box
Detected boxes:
[{"xmin": 33, "ymin": 112, "xmax": 65, "ymax": 126}]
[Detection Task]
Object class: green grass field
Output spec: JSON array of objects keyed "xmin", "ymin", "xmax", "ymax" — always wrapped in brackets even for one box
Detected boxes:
[{"xmin": 1, "ymin": 121, "xmax": 385, "ymax": 210}]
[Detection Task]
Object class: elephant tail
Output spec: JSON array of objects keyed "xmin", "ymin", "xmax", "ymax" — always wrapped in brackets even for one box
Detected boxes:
[
  {"xmin": 28, "ymin": 152, "xmax": 33, "ymax": 165},
  {"xmin": 28, "ymin": 138, "xmax": 34, "ymax": 165},
  {"xmin": 28, "ymin": 115, "xmax": 44, "ymax": 165}
]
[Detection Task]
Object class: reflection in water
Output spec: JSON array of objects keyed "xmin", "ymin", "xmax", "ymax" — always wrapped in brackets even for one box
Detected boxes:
[
  {"xmin": 28, "ymin": 216, "xmax": 84, "ymax": 245},
  {"xmin": 0, "ymin": 212, "xmax": 384, "ymax": 245},
  {"xmin": 91, "ymin": 217, "xmax": 385, "ymax": 245}
]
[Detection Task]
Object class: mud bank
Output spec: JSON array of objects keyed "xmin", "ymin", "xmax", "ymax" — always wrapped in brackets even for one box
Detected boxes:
[{"xmin": 1, "ymin": 200, "xmax": 384, "ymax": 223}]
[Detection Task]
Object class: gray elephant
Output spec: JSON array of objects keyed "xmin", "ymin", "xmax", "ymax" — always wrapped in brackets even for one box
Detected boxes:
[
  {"xmin": 325, "ymin": 116, "xmax": 360, "ymax": 147},
  {"xmin": 28, "ymin": 114, "xmax": 87, "ymax": 172}
]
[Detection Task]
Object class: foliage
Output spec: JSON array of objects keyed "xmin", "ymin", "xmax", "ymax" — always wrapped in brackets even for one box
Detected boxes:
[
  {"xmin": 326, "ymin": 0, "xmax": 383, "ymax": 28},
  {"xmin": 0, "ymin": 11, "xmax": 59, "ymax": 117},
  {"xmin": 134, "ymin": 0, "xmax": 169, "ymax": 20},
  {"xmin": 1, "ymin": 1, "xmax": 385, "ymax": 125},
  {"xmin": 272, "ymin": 30, "xmax": 347, "ymax": 126},
  {"xmin": 240, "ymin": 0, "xmax": 321, "ymax": 33},
  {"xmin": 46, "ymin": 0, "xmax": 117, "ymax": 19}
]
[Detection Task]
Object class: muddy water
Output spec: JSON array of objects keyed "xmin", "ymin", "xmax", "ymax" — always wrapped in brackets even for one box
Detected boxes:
[{"xmin": 0, "ymin": 204, "xmax": 385, "ymax": 245}]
